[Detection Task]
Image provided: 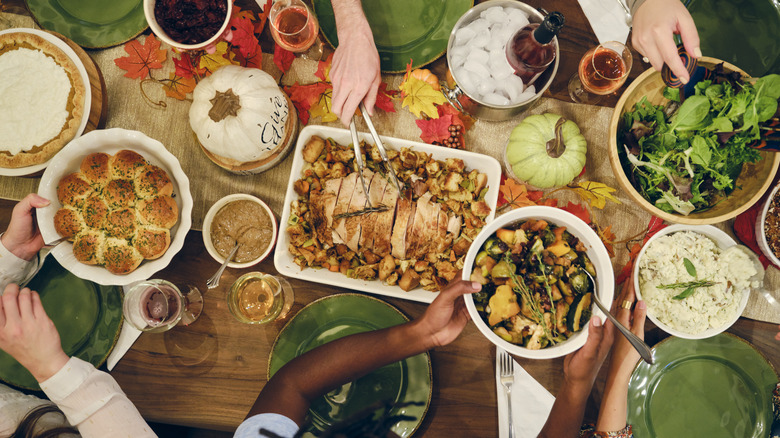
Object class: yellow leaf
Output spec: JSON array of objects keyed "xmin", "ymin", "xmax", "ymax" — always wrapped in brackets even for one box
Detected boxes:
[
  {"xmin": 571, "ymin": 181, "xmax": 621, "ymax": 209},
  {"xmin": 399, "ymin": 75, "xmax": 447, "ymax": 119},
  {"xmin": 310, "ymin": 89, "xmax": 338, "ymax": 122},
  {"xmin": 199, "ymin": 42, "xmax": 234, "ymax": 73},
  {"xmin": 163, "ymin": 73, "xmax": 196, "ymax": 100}
]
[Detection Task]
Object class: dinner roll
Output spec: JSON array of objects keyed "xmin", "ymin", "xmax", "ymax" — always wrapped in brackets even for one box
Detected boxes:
[
  {"xmin": 80, "ymin": 152, "xmax": 111, "ymax": 187},
  {"xmin": 102, "ymin": 237, "xmax": 144, "ymax": 275},
  {"xmin": 72, "ymin": 230, "xmax": 105, "ymax": 265},
  {"xmin": 109, "ymin": 149, "xmax": 146, "ymax": 179},
  {"xmin": 134, "ymin": 226, "xmax": 171, "ymax": 260},
  {"xmin": 103, "ymin": 179, "xmax": 136, "ymax": 209},
  {"xmin": 81, "ymin": 194, "xmax": 108, "ymax": 229},
  {"xmin": 104, "ymin": 208, "xmax": 137, "ymax": 240},
  {"xmin": 57, "ymin": 172, "xmax": 92, "ymax": 207},
  {"xmin": 137, "ymin": 195, "xmax": 178, "ymax": 229},
  {"xmin": 135, "ymin": 164, "xmax": 173, "ymax": 198},
  {"xmin": 53, "ymin": 206, "xmax": 84, "ymax": 240}
]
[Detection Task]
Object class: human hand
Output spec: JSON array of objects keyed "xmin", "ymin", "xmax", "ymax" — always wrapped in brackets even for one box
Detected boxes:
[
  {"xmin": 330, "ymin": 13, "xmax": 381, "ymax": 126},
  {"xmin": 414, "ymin": 278, "xmax": 480, "ymax": 349},
  {"xmin": 0, "ymin": 284, "xmax": 69, "ymax": 382},
  {"xmin": 1, "ymin": 193, "xmax": 49, "ymax": 261},
  {"xmin": 631, "ymin": 0, "xmax": 701, "ymax": 83},
  {"xmin": 775, "ymin": 325, "xmax": 780, "ymax": 341},
  {"xmin": 563, "ymin": 316, "xmax": 614, "ymax": 389},
  {"xmin": 608, "ymin": 278, "xmax": 647, "ymax": 378}
]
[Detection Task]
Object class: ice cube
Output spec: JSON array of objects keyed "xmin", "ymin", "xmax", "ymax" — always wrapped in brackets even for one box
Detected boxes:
[
  {"xmin": 498, "ymin": 75, "xmax": 522, "ymax": 100},
  {"xmin": 466, "ymin": 49, "xmax": 489, "ymax": 65},
  {"xmin": 450, "ymin": 54, "xmax": 466, "ymax": 69},
  {"xmin": 497, "ymin": 26, "xmax": 517, "ymax": 46},
  {"xmin": 466, "ymin": 18, "xmax": 490, "ymax": 34},
  {"xmin": 486, "ymin": 24, "xmax": 505, "ymax": 51},
  {"xmin": 463, "ymin": 58, "xmax": 491, "ymax": 78},
  {"xmin": 507, "ymin": 8, "xmax": 530, "ymax": 24},
  {"xmin": 470, "ymin": 29, "xmax": 490, "ymax": 48},
  {"xmin": 489, "ymin": 49, "xmax": 515, "ymax": 80},
  {"xmin": 448, "ymin": 45, "xmax": 469, "ymax": 60},
  {"xmin": 482, "ymin": 6, "xmax": 509, "ymax": 24},
  {"xmin": 482, "ymin": 92, "xmax": 510, "ymax": 106},
  {"xmin": 453, "ymin": 26, "xmax": 476, "ymax": 47},
  {"xmin": 454, "ymin": 68, "xmax": 477, "ymax": 94},
  {"xmin": 476, "ymin": 80, "xmax": 495, "ymax": 96}
]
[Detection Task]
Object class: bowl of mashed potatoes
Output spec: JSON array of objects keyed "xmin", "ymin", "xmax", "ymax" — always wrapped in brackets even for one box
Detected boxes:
[
  {"xmin": 203, "ymin": 194, "xmax": 277, "ymax": 269},
  {"xmin": 632, "ymin": 225, "xmax": 761, "ymax": 339}
]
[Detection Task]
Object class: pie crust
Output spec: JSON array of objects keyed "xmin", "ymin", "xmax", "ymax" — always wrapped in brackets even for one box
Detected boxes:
[{"xmin": 0, "ymin": 32, "xmax": 86, "ymax": 168}]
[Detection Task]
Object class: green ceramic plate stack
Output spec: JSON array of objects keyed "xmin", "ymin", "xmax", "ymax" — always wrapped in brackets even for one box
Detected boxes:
[
  {"xmin": 0, "ymin": 258, "xmax": 123, "ymax": 390},
  {"xmin": 268, "ymin": 293, "xmax": 432, "ymax": 437}
]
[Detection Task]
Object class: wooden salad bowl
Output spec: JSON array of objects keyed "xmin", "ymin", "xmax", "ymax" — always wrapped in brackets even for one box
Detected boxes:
[{"xmin": 608, "ymin": 57, "xmax": 780, "ymax": 225}]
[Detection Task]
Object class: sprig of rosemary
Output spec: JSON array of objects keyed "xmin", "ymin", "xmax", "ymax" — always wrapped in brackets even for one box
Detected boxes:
[
  {"xmin": 333, "ymin": 205, "xmax": 390, "ymax": 220},
  {"xmin": 658, "ymin": 280, "xmax": 717, "ymax": 300},
  {"xmin": 505, "ymin": 254, "xmax": 552, "ymax": 342}
]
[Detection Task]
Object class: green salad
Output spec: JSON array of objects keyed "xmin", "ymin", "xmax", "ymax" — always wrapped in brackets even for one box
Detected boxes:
[{"xmin": 619, "ymin": 70, "xmax": 780, "ymax": 215}]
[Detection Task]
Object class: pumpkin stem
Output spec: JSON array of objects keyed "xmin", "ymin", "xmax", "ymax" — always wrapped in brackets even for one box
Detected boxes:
[
  {"xmin": 208, "ymin": 89, "xmax": 241, "ymax": 122},
  {"xmin": 546, "ymin": 117, "xmax": 567, "ymax": 158}
]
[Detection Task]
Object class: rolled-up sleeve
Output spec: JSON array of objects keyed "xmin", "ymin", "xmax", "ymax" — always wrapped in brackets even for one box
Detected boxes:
[{"xmin": 0, "ymin": 236, "xmax": 37, "ymax": 292}]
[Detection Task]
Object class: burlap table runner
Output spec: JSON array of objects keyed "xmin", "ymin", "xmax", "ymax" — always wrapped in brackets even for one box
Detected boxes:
[{"xmin": 1, "ymin": 12, "xmax": 777, "ymax": 324}]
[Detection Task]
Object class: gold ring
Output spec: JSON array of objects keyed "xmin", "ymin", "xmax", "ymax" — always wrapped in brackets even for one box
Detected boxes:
[{"xmin": 620, "ymin": 300, "xmax": 633, "ymax": 310}]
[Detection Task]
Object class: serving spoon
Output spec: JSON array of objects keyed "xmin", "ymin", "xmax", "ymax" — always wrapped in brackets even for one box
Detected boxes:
[
  {"xmin": 584, "ymin": 270, "xmax": 655, "ymax": 365},
  {"xmin": 206, "ymin": 244, "xmax": 239, "ymax": 289}
]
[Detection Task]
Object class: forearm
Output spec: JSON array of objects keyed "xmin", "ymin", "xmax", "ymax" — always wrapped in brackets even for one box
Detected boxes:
[
  {"xmin": 247, "ymin": 319, "xmax": 431, "ymax": 424},
  {"xmin": 538, "ymin": 380, "xmax": 592, "ymax": 438},
  {"xmin": 595, "ymin": 374, "xmax": 630, "ymax": 432},
  {"xmin": 332, "ymin": 0, "xmax": 371, "ymax": 39}
]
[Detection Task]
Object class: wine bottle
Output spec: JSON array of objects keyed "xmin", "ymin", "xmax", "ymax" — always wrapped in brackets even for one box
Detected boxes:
[{"xmin": 506, "ymin": 12, "xmax": 565, "ymax": 88}]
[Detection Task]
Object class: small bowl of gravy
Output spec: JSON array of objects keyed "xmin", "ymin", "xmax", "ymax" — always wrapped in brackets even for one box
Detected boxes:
[{"xmin": 203, "ymin": 194, "xmax": 277, "ymax": 268}]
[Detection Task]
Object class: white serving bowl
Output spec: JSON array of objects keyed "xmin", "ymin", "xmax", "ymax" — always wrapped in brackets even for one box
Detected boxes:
[
  {"xmin": 202, "ymin": 194, "xmax": 277, "ymax": 269},
  {"xmin": 756, "ymin": 183, "xmax": 780, "ymax": 267},
  {"xmin": 37, "ymin": 128, "xmax": 193, "ymax": 286},
  {"xmin": 462, "ymin": 206, "xmax": 614, "ymax": 359},
  {"xmin": 632, "ymin": 224, "xmax": 750, "ymax": 339},
  {"xmin": 143, "ymin": 0, "xmax": 232, "ymax": 51}
]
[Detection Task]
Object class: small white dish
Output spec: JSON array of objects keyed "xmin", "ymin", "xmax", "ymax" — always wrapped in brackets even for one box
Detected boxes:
[
  {"xmin": 202, "ymin": 194, "xmax": 278, "ymax": 269},
  {"xmin": 632, "ymin": 224, "xmax": 750, "ymax": 340},
  {"xmin": 0, "ymin": 28, "xmax": 92, "ymax": 177},
  {"xmin": 461, "ymin": 206, "xmax": 614, "ymax": 360},
  {"xmin": 143, "ymin": 0, "xmax": 232, "ymax": 51},
  {"xmin": 36, "ymin": 128, "xmax": 193, "ymax": 286}
]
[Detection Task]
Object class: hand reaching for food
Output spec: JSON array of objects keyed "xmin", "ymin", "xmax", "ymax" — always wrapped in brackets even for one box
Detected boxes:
[
  {"xmin": 1, "ymin": 193, "xmax": 49, "ymax": 261},
  {"xmin": 415, "ymin": 279, "xmax": 480, "ymax": 349}
]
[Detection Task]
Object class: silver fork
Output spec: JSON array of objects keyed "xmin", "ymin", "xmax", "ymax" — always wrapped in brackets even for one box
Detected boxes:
[
  {"xmin": 498, "ymin": 348, "xmax": 515, "ymax": 438},
  {"xmin": 206, "ymin": 244, "xmax": 239, "ymax": 289}
]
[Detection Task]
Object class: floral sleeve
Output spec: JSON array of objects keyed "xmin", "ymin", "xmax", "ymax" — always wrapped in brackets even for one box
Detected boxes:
[{"xmin": 580, "ymin": 424, "xmax": 633, "ymax": 438}]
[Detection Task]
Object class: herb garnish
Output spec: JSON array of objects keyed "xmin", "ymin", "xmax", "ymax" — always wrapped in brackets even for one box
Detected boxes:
[
  {"xmin": 683, "ymin": 257, "xmax": 696, "ymax": 277},
  {"xmin": 658, "ymin": 280, "xmax": 717, "ymax": 300}
]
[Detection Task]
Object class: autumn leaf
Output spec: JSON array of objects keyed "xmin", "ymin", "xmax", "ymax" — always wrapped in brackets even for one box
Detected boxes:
[
  {"xmin": 645, "ymin": 216, "xmax": 667, "ymax": 242},
  {"xmin": 498, "ymin": 178, "xmax": 539, "ymax": 210},
  {"xmin": 597, "ymin": 225, "xmax": 617, "ymax": 257},
  {"xmin": 114, "ymin": 34, "xmax": 166, "ymax": 80},
  {"xmin": 285, "ymin": 81, "xmax": 333, "ymax": 125},
  {"xmin": 315, "ymin": 53, "xmax": 333, "ymax": 82},
  {"xmin": 310, "ymin": 88, "xmax": 338, "ymax": 122},
  {"xmin": 254, "ymin": 0, "xmax": 273, "ymax": 34},
  {"xmin": 560, "ymin": 202, "xmax": 590, "ymax": 224},
  {"xmin": 173, "ymin": 52, "xmax": 205, "ymax": 79},
  {"xmin": 375, "ymin": 82, "xmax": 397, "ymax": 113},
  {"xmin": 437, "ymin": 104, "xmax": 473, "ymax": 131},
  {"xmin": 538, "ymin": 198, "xmax": 558, "ymax": 207},
  {"xmin": 274, "ymin": 44, "xmax": 295, "ymax": 73},
  {"xmin": 199, "ymin": 41, "xmax": 234, "ymax": 73},
  {"xmin": 416, "ymin": 114, "xmax": 453, "ymax": 144},
  {"xmin": 225, "ymin": 13, "xmax": 259, "ymax": 57},
  {"xmin": 233, "ymin": 44, "xmax": 263, "ymax": 69},
  {"xmin": 162, "ymin": 73, "xmax": 196, "ymax": 100},
  {"xmin": 616, "ymin": 242, "xmax": 642, "ymax": 285},
  {"xmin": 571, "ymin": 181, "xmax": 621, "ymax": 209},
  {"xmin": 399, "ymin": 75, "xmax": 447, "ymax": 118}
]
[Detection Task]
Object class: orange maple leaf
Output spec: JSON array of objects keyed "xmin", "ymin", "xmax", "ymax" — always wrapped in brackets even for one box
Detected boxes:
[
  {"xmin": 315, "ymin": 53, "xmax": 334, "ymax": 82},
  {"xmin": 597, "ymin": 224, "xmax": 617, "ymax": 258},
  {"xmin": 114, "ymin": 34, "xmax": 167, "ymax": 80},
  {"xmin": 616, "ymin": 242, "xmax": 642, "ymax": 285},
  {"xmin": 162, "ymin": 73, "xmax": 196, "ymax": 100},
  {"xmin": 499, "ymin": 178, "xmax": 538, "ymax": 210}
]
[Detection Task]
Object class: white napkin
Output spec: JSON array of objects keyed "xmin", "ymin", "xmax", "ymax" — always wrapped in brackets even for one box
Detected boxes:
[
  {"xmin": 496, "ymin": 347, "xmax": 556, "ymax": 438},
  {"xmin": 106, "ymin": 282, "xmax": 143, "ymax": 371},
  {"xmin": 577, "ymin": 0, "xmax": 632, "ymax": 45}
]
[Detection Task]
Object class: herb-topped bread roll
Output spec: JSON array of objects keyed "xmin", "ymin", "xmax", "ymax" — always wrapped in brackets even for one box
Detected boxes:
[{"xmin": 57, "ymin": 172, "xmax": 92, "ymax": 207}]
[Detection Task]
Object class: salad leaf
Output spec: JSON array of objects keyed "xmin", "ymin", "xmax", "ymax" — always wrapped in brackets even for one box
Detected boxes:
[
  {"xmin": 690, "ymin": 136, "xmax": 711, "ymax": 167},
  {"xmin": 755, "ymin": 74, "xmax": 780, "ymax": 100},
  {"xmin": 657, "ymin": 190, "xmax": 695, "ymax": 215},
  {"xmin": 664, "ymin": 86, "xmax": 681, "ymax": 103},
  {"xmin": 671, "ymin": 95, "xmax": 710, "ymax": 132}
]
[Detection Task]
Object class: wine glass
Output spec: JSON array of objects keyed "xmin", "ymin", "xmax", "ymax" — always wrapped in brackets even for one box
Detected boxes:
[
  {"xmin": 568, "ymin": 41, "xmax": 633, "ymax": 104},
  {"xmin": 227, "ymin": 272, "xmax": 294, "ymax": 324},
  {"xmin": 123, "ymin": 279, "xmax": 204, "ymax": 333},
  {"xmin": 269, "ymin": 0, "xmax": 322, "ymax": 60}
]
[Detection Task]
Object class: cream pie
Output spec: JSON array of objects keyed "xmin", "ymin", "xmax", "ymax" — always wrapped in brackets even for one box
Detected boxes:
[{"xmin": 0, "ymin": 32, "xmax": 85, "ymax": 168}]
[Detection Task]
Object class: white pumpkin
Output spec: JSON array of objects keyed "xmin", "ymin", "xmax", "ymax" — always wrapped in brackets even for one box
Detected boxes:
[
  {"xmin": 505, "ymin": 113, "xmax": 587, "ymax": 189},
  {"xmin": 189, "ymin": 65, "xmax": 297, "ymax": 173}
]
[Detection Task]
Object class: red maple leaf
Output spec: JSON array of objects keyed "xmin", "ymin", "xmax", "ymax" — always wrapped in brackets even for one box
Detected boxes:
[
  {"xmin": 226, "ymin": 13, "xmax": 258, "ymax": 57},
  {"xmin": 233, "ymin": 44, "xmax": 263, "ymax": 69},
  {"xmin": 315, "ymin": 53, "xmax": 333, "ymax": 81},
  {"xmin": 375, "ymin": 82, "xmax": 397, "ymax": 113},
  {"xmin": 416, "ymin": 114, "xmax": 453, "ymax": 144},
  {"xmin": 173, "ymin": 52, "xmax": 205, "ymax": 79},
  {"xmin": 645, "ymin": 215, "xmax": 667, "ymax": 243},
  {"xmin": 616, "ymin": 243, "xmax": 642, "ymax": 285},
  {"xmin": 284, "ymin": 81, "xmax": 333, "ymax": 125},
  {"xmin": 114, "ymin": 34, "xmax": 166, "ymax": 80},
  {"xmin": 274, "ymin": 44, "xmax": 295, "ymax": 73},
  {"xmin": 560, "ymin": 202, "xmax": 590, "ymax": 224},
  {"xmin": 255, "ymin": 0, "xmax": 273, "ymax": 34}
]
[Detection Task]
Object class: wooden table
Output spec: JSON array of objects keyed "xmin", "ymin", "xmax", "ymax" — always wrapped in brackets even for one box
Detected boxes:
[{"xmin": 1, "ymin": 1, "xmax": 778, "ymax": 435}]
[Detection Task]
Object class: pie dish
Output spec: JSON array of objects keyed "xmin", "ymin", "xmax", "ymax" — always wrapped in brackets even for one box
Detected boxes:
[{"xmin": 0, "ymin": 29, "xmax": 87, "ymax": 169}]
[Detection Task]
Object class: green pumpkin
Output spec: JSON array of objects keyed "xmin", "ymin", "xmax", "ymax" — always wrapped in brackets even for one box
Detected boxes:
[{"xmin": 505, "ymin": 113, "xmax": 587, "ymax": 189}]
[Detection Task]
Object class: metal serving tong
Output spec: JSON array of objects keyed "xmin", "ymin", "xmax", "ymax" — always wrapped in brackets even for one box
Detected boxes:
[{"xmin": 348, "ymin": 103, "xmax": 404, "ymax": 208}]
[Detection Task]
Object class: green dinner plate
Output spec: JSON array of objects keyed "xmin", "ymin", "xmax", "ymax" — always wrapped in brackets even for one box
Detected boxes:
[
  {"xmin": 628, "ymin": 333, "xmax": 778, "ymax": 438},
  {"xmin": 0, "ymin": 257, "xmax": 123, "ymax": 390},
  {"xmin": 312, "ymin": 0, "xmax": 473, "ymax": 73},
  {"xmin": 24, "ymin": 0, "xmax": 147, "ymax": 48},
  {"xmin": 268, "ymin": 293, "xmax": 432, "ymax": 437},
  {"xmin": 684, "ymin": 0, "xmax": 780, "ymax": 76}
]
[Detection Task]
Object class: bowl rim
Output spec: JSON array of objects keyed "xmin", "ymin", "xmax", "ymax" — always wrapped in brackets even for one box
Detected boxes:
[
  {"xmin": 461, "ymin": 205, "xmax": 614, "ymax": 359},
  {"xmin": 202, "ymin": 193, "xmax": 278, "ymax": 269},
  {"xmin": 143, "ymin": 0, "xmax": 232, "ymax": 51},
  {"xmin": 607, "ymin": 57, "xmax": 780, "ymax": 225},
  {"xmin": 756, "ymin": 183, "xmax": 780, "ymax": 267},
  {"xmin": 631, "ymin": 224, "xmax": 749, "ymax": 339}
]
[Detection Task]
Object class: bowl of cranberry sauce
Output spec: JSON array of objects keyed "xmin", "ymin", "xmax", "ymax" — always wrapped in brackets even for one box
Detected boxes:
[{"xmin": 144, "ymin": 0, "xmax": 232, "ymax": 50}]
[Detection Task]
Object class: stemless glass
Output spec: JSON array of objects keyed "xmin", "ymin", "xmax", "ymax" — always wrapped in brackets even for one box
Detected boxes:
[
  {"xmin": 123, "ymin": 279, "xmax": 203, "ymax": 333},
  {"xmin": 568, "ymin": 41, "xmax": 633, "ymax": 104},
  {"xmin": 269, "ymin": 0, "xmax": 322, "ymax": 59},
  {"xmin": 227, "ymin": 272, "xmax": 294, "ymax": 324}
]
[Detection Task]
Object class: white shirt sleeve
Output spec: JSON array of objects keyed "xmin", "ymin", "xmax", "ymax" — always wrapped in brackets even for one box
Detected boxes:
[
  {"xmin": 39, "ymin": 357, "xmax": 157, "ymax": 438},
  {"xmin": 0, "ymin": 234, "xmax": 38, "ymax": 292}
]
